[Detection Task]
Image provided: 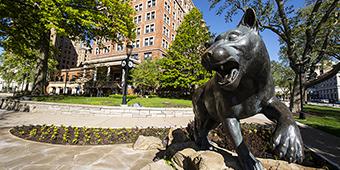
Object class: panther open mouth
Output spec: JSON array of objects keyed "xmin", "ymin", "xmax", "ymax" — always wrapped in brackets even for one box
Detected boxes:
[{"xmin": 214, "ymin": 60, "xmax": 240, "ymax": 86}]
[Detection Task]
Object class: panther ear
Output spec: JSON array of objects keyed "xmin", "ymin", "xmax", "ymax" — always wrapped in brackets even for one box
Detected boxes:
[{"xmin": 239, "ymin": 8, "xmax": 258, "ymax": 30}]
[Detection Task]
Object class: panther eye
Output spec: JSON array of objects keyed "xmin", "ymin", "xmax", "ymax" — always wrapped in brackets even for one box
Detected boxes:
[{"xmin": 228, "ymin": 32, "xmax": 240, "ymax": 41}]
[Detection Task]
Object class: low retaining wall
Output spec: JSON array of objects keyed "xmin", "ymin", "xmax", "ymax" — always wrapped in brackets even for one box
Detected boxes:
[
  {"xmin": 21, "ymin": 101, "xmax": 194, "ymax": 118},
  {"xmin": 0, "ymin": 98, "xmax": 30, "ymax": 112}
]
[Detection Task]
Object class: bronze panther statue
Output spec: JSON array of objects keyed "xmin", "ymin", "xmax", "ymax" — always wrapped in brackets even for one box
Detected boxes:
[{"xmin": 192, "ymin": 8, "xmax": 304, "ymax": 170}]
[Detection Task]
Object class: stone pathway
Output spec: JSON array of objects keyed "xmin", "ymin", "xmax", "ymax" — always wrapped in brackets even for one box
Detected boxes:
[
  {"xmin": 0, "ymin": 127, "xmax": 158, "ymax": 170},
  {"xmin": 1, "ymin": 109, "xmax": 339, "ymax": 169},
  {"xmin": 0, "ymin": 110, "xmax": 193, "ymax": 170}
]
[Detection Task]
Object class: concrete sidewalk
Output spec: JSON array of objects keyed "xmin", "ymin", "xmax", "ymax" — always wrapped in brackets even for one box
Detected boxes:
[
  {"xmin": 0, "ymin": 110, "xmax": 194, "ymax": 129},
  {"xmin": 0, "ymin": 110, "xmax": 270, "ymax": 129},
  {"xmin": 297, "ymin": 122, "xmax": 340, "ymax": 169}
]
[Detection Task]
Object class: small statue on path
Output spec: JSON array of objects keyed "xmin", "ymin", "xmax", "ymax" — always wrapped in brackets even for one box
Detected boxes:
[{"xmin": 193, "ymin": 8, "xmax": 304, "ymax": 170}]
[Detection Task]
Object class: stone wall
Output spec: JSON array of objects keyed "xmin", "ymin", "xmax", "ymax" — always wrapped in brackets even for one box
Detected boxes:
[
  {"xmin": 21, "ymin": 101, "xmax": 194, "ymax": 118},
  {"xmin": 0, "ymin": 99, "xmax": 30, "ymax": 112}
]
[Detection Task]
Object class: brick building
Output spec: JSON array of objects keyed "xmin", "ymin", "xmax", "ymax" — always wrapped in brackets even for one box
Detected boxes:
[{"xmin": 47, "ymin": 0, "xmax": 194, "ymax": 95}]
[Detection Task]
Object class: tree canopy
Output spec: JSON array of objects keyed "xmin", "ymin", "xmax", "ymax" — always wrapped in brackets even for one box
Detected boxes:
[
  {"xmin": 0, "ymin": 0, "xmax": 135, "ymax": 94},
  {"xmin": 271, "ymin": 60, "xmax": 294, "ymax": 98},
  {"xmin": 158, "ymin": 8, "xmax": 212, "ymax": 98},
  {"xmin": 0, "ymin": 51, "xmax": 57, "ymax": 92},
  {"xmin": 130, "ymin": 59, "xmax": 160, "ymax": 95}
]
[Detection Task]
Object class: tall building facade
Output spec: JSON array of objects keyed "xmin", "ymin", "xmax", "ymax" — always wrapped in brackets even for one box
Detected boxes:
[
  {"xmin": 48, "ymin": 29, "xmax": 90, "ymax": 94},
  {"xmin": 307, "ymin": 61, "xmax": 340, "ymax": 103},
  {"xmin": 47, "ymin": 0, "xmax": 194, "ymax": 95},
  {"xmin": 308, "ymin": 72, "xmax": 340, "ymax": 103}
]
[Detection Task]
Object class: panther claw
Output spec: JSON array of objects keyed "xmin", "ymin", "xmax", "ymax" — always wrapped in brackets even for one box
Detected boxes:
[{"xmin": 273, "ymin": 124, "xmax": 304, "ymax": 163}]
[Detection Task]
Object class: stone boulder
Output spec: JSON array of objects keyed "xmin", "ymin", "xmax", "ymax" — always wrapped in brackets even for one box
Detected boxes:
[
  {"xmin": 171, "ymin": 148, "xmax": 198, "ymax": 170},
  {"xmin": 259, "ymin": 158, "xmax": 318, "ymax": 170},
  {"xmin": 172, "ymin": 149, "xmax": 232, "ymax": 170},
  {"xmin": 140, "ymin": 159, "xmax": 173, "ymax": 170},
  {"xmin": 133, "ymin": 135, "xmax": 163, "ymax": 150},
  {"xmin": 169, "ymin": 148, "xmax": 318, "ymax": 170},
  {"xmin": 193, "ymin": 151, "xmax": 232, "ymax": 170}
]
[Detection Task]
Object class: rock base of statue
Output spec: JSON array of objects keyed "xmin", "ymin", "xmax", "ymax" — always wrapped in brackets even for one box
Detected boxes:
[{"xmin": 136, "ymin": 128, "xmax": 318, "ymax": 170}]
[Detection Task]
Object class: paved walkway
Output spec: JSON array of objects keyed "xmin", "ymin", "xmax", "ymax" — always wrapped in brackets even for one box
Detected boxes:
[
  {"xmin": 297, "ymin": 122, "xmax": 340, "ymax": 169},
  {"xmin": 0, "ymin": 128, "xmax": 158, "ymax": 170},
  {"xmin": 0, "ymin": 109, "xmax": 339, "ymax": 169}
]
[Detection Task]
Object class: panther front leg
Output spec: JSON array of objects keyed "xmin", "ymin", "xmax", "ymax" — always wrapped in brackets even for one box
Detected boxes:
[
  {"xmin": 262, "ymin": 97, "xmax": 304, "ymax": 163},
  {"xmin": 224, "ymin": 118, "xmax": 264, "ymax": 170}
]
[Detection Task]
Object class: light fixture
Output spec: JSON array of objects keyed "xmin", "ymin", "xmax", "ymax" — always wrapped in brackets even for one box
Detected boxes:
[{"xmin": 126, "ymin": 44, "xmax": 133, "ymax": 57}]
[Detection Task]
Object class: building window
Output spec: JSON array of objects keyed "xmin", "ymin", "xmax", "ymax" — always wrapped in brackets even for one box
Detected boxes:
[
  {"xmin": 144, "ymin": 37, "xmax": 154, "ymax": 46},
  {"xmin": 136, "ymin": 27, "xmax": 141, "ymax": 36},
  {"xmin": 172, "ymin": 23, "xmax": 176, "ymax": 30},
  {"xmin": 163, "ymin": 14, "xmax": 170, "ymax": 25},
  {"xmin": 162, "ymin": 39, "xmax": 169, "ymax": 49},
  {"xmin": 131, "ymin": 54, "xmax": 139, "ymax": 60},
  {"xmin": 146, "ymin": 11, "xmax": 156, "ymax": 20},
  {"xmin": 104, "ymin": 46, "xmax": 110, "ymax": 53},
  {"xmin": 163, "ymin": 27, "xmax": 169, "ymax": 38},
  {"xmin": 147, "ymin": 0, "xmax": 156, "ymax": 8},
  {"xmin": 116, "ymin": 44, "xmax": 124, "ymax": 51},
  {"xmin": 144, "ymin": 52, "xmax": 152, "ymax": 60},
  {"xmin": 134, "ymin": 15, "xmax": 142, "ymax": 24},
  {"xmin": 172, "ymin": 34, "xmax": 175, "ymax": 41},
  {"xmin": 145, "ymin": 24, "xmax": 155, "ymax": 33},
  {"xmin": 135, "ymin": 4, "xmax": 142, "ymax": 11},
  {"xmin": 95, "ymin": 47, "xmax": 100, "ymax": 54},
  {"xmin": 133, "ymin": 40, "xmax": 140, "ymax": 48},
  {"xmin": 164, "ymin": 1, "xmax": 170, "ymax": 13}
]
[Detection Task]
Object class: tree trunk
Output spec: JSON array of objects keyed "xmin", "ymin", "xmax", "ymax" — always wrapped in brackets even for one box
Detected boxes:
[
  {"xmin": 290, "ymin": 72, "xmax": 306, "ymax": 113},
  {"xmin": 31, "ymin": 30, "xmax": 50, "ymax": 95}
]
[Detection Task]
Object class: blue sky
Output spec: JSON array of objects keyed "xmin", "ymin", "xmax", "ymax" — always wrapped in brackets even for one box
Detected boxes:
[
  {"xmin": 193, "ymin": 0, "xmax": 305, "ymax": 61},
  {"xmin": 0, "ymin": 1, "xmax": 305, "ymax": 61}
]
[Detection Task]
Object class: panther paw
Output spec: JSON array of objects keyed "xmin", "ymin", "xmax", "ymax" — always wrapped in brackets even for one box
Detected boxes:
[{"xmin": 273, "ymin": 124, "xmax": 304, "ymax": 163}]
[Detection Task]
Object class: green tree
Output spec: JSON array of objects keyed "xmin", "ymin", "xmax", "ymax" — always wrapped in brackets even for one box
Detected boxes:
[
  {"xmin": 208, "ymin": 0, "xmax": 339, "ymax": 112},
  {"xmin": 0, "ymin": 51, "xmax": 58, "ymax": 93},
  {"xmin": 130, "ymin": 60, "xmax": 160, "ymax": 95},
  {"xmin": 158, "ymin": 8, "xmax": 212, "ymax": 98},
  {"xmin": 271, "ymin": 61, "xmax": 294, "ymax": 100},
  {"xmin": 0, "ymin": 52, "xmax": 19, "ymax": 92},
  {"xmin": 0, "ymin": 0, "xmax": 135, "ymax": 95}
]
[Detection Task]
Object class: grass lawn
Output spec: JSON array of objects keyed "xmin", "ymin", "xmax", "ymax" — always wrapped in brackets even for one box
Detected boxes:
[
  {"xmin": 31, "ymin": 95, "xmax": 192, "ymax": 108},
  {"xmin": 295, "ymin": 104, "xmax": 340, "ymax": 137}
]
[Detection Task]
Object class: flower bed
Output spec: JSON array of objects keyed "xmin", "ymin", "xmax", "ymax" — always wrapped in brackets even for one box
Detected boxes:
[{"xmin": 10, "ymin": 125, "xmax": 169, "ymax": 145}]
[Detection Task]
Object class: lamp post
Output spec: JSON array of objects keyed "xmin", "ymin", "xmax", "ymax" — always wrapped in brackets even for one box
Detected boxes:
[
  {"xmin": 64, "ymin": 65, "xmax": 69, "ymax": 95},
  {"xmin": 287, "ymin": 77, "xmax": 292, "ymax": 109},
  {"xmin": 296, "ymin": 61, "xmax": 305, "ymax": 119},
  {"xmin": 121, "ymin": 43, "xmax": 133, "ymax": 105}
]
